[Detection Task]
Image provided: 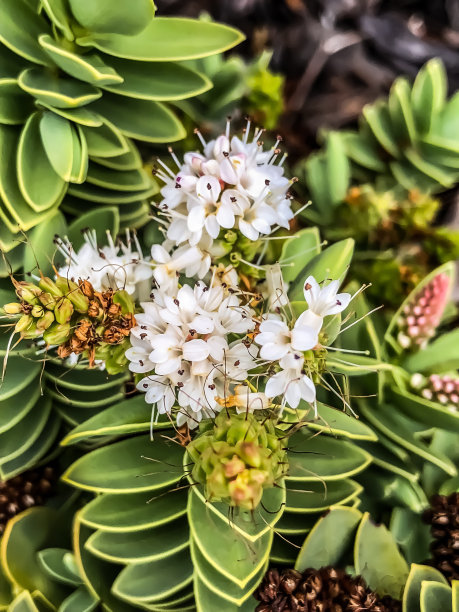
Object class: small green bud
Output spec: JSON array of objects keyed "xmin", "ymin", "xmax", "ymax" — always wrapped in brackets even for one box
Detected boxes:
[
  {"xmin": 3, "ymin": 302, "xmax": 22, "ymax": 315},
  {"xmin": 22, "ymin": 322, "xmax": 43, "ymax": 340},
  {"xmin": 16, "ymin": 282, "xmax": 41, "ymax": 305},
  {"xmin": 38, "ymin": 277, "xmax": 63, "ymax": 298},
  {"xmin": 31, "ymin": 305, "xmax": 44, "ymax": 318},
  {"xmin": 43, "ymin": 322, "xmax": 71, "ymax": 345},
  {"xmin": 54, "ymin": 297, "xmax": 74, "ymax": 324},
  {"xmin": 15, "ymin": 314, "xmax": 33, "ymax": 333},
  {"xmin": 38, "ymin": 292, "xmax": 56, "ymax": 310},
  {"xmin": 36, "ymin": 310, "xmax": 55, "ymax": 332},
  {"xmin": 55, "ymin": 277, "xmax": 89, "ymax": 313}
]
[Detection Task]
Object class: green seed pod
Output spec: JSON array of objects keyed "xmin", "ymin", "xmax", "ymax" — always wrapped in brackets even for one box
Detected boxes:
[
  {"xmin": 43, "ymin": 322, "xmax": 71, "ymax": 346},
  {"xmin": 31, "ymin": 305, "xmax": 44, "ymax": 318},
  {"xmin": 22, "ymin": 322, "xmax": 43, "ymax": 340},
  {"xmin": 15, "ymin": 282, "xmax": 41, "ymax": 305},
  {"xmin": 38, "ymin": 291, "xmax": 56, "ymax": 310},
  {"xmin": 38, "ymin": 277, "xmax": 63, "ymax": 298},
  {"xmin": 55, "ymin": 277, "xmax": 89, "ymax": 313},
  {"xmin": 54, "ymin": 298, "xmax": 74, "ymax": 324},
  {"xmin": 187, "ymin": 411, "xmax": 287, "ymax": 511},
  {"xmin": 15, "ymin": 314, "xmax": 33, "ymax": 333},
  {"xmin": 2, "ymin": 303, "xmax": 23, "ymax": 315},
  {"xmin": 36, "ymin": 311, "xmax": 55, "ymax": 332},
  {"xmin": 112, "ymin": 290, "xmax": 135, "ymax": 314}
]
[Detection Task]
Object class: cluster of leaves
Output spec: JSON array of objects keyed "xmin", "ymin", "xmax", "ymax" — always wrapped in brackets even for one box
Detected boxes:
[
  {"xmin": 0, "ymin": 0, "xmax": 242, "ymax": 272},
  {"xmin": 295, "ymin": 59, "xmax": 459, "ymax": 306}
]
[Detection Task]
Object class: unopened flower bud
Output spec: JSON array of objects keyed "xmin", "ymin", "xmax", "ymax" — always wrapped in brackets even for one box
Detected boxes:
[
  {"xmin": 54, "ymin": 298, "xmax": 74, "ymax": 324},
  {"xmin": 15, "ymin": 282, "xmax": 41, "ymax": 305},
  {"xmin": 2, "ymin": 302, "xmax": 22, "ymax": 315},
  {"xmin": 31, "ymin": 305, "xmax": 44, "ymax": 318},
  {"xmin": 15, "ymin": 314, "xmax": 33, "ymax": 333},
  {"xmin": 43, "ymin": 322, "xmax": 71, "ymax": 346},
  {"xmin": 38, "ymin": 277, "xmax": 63, "ymax": 298},
  {"xmin": 37, "ymin": 292, "xmax": 56, "ymax": 310},
  {"xmin": 36, "ymin": 311, "xmax": 55, "ymax": 332},
  {"xmin": 55, "ymin": 277, "xmax": 89, "ymax": 313}
]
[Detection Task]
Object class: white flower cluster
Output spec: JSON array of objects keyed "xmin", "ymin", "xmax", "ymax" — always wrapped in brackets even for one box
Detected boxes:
[
  {"xmin": 56, "ymin": 230, "xmax": 153, "ymax": 302},
  {"xmin": 152, "ymin": 119, "xmax": 294, "ymax": 287},
  {"xmin": 256, "ymin": 276, "xmax": 351, "ymax": 413},
  {"xmin": 126, "ymin": 282, "xmax": 256, "ymax": 429}
]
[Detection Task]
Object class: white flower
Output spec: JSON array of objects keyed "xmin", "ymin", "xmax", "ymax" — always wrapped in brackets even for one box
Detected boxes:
[
  {"xmin": 151, "ymin": 243, "xmax": 207, "ymax": 293},
  {"xmin": 256, "ymin": 317, "xmax": 318, "ymax": 361},
  {"xmin": 296, "ymin": 276, "xmax": 351, "ymax": 332},
  {"xmin": 56, "ymin": 230, "xmax": 153, "ymax": 301},
  {"xmin": 265, "ymin": 353, "xmax": 316, "ymax": 410},
  {"xmin": 126, "ymin": 279, "xmax": 255, "ymax": 428},
  {"xmin": 154, "ymin": 119, "xmax": 294, "ymax": 254}
]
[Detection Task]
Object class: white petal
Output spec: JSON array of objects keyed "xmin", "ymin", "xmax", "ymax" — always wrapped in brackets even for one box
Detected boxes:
[
  {"xmin": 295, "ymin": 310, "xmax": 323, "ymax": 334},
  {"xmin": 182, "ymin": 338, "xmax": 210, "ymax": 362},
  {"xmin": 187, "ymin": 205, "xmax": 206, "ymax": 232},
  {"xmin": 150, "ymin": 244, "xmax": 170, "ymax": 264},
  {"xmin": 291, "ymin": 326, "xmax": 318, "ymax": 351},
  {"xmin": 238, "ymin": 219, "xmax": 259, "ymax": 241},
  {"xmin": 303, "ymin": 275, "xmax": 320, "ymax": 304},
  {"xmin": 265, "ymin": 372, "xmax": 286, "ymax": 398},
  {"xmin": 299, "ymin": 375, "xmax": 316, "ymax": 403},
  {"xmin": 197, "ymin": 175, "xmax": 220, "ymax": 203},
  {"xmin": 260, "ymin": 343, "xmax": 289, "ymax": 361},
  {"xmin": 216, "ymin": 205, "xmax": 235, "ymax": 229},
  {"xmin": 325, "ymin": 292, "xmax": 351, "ymax": 315},
  {"xmin": 219, "ymin": 157, "xmax": 238, "ymax": 184},
  {"xmin": 205, "ymin": 214, "xmax": 220, "ymax": 239}
]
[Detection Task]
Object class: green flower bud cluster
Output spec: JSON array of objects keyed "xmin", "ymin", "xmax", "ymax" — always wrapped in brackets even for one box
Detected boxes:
[
  {"xmin": 302, "ymin": 347, "xmax": 328, "ymax": 385},
  {"xmin": 3, "ymin": 277, "xmax": 89, "ymax": 342},
  {"xmin": 187, "ymin": 412, "xmax": 287, "ymax": 510}
]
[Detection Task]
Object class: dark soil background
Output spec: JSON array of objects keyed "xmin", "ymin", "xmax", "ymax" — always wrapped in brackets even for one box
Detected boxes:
[{"xmin": 156, "ymin": 0, "xmax": 459, "ymax": 161}]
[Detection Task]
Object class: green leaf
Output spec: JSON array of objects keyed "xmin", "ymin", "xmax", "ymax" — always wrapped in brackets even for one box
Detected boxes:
[
  {"xmin": 69, "ymin": 123, "xmax": 88, "ymax": 183},
  {"xmin": 0, "ymin": 0, "xmax": 52, "ymax": 66},
  {"xmin": 303, "ymin": 153, "xmax": 333, "ymax": 221},
  {"xmin": 188, "ymin": 490, "xmax": 272, "ymax": 589},
  {"xmin": 59, "ymin": 586, "xmax": 99, "ymax": 612},
  {"xmin": 284, "ymin": 402, "xmax": 378, "ymax": 441},
  {"xmin": 403, "ymin": 329, "xmax": 459, "ymax": 373},
  {"xmin": 77, "ymin": 18, "xmax": 244, "ymax": 61},
  {"xmin": 342, "ymin": 131, "xmax": 386, "ymax": 172},
  {"xmin": 91, "ymin": 138, "xmax": 141, "ymax": 170},
  {"xmin": 40, "ymin": 0, "xmax": 74, "ymax": 42},
  {"xmin": 404, "ymin": 147, "xmax": 456, "ymax": 188},
  {"xmin": 7, "ymin": 591, "xmax": 39, "ymax": 612},
  {"xmin": 92, "ymin": 94, "xmax": 185, "ymax": 143},
  {"xmin": 0, "ymin": 356, "xmax": 41, "ymax": 403},
  {"xmin": 80, "ymin": 117, "xmax": 129, "ymax": 157},
  {"xmin": 285, "ymin": 479, "xmax": 362, "ymax": 513},
  {"xmin": 39, "ymin": 112, "xmax": 76, "ymax": 181},
  {"xmin": 35, "ymin": 101, "xmax": 103, "ymax": 127},
  {"xmin": 22, "ymin": 210, "xmax": 66, "ymax": 275},
  {"xmin": 0, "ymin": 507, "xmax": 70, "ymax": 606},
  {"xmin": 412, "ymin": 59, "xmax": 447, "ymax": 134},
  {"xmin": 67, "ymin": 181, "xmax": 156, "ymax": 204},
  {"xmin": 359, "ymin": 469, "xmax": 427, "ymax": 513},
  {"xmin": 295, "ymin": 506, "xmax": 362, "ymax": 571},
  {"xmin": 18, "ymin": 68, "xmax": 102, "ymax": 109},
  {"xmin": 420, "ymin": 581, "xmax": 452, "ymax": 612},
  {"xmin": 102, "ymin": 59, "xmax": 212, "ymax": 101},
  {"xmin": 388, "ymin": 77, "xmax": 416, "ymax": 144},
  {"xmin": 38, "ymin": 35, "xmax": 123, "ymax": 87},
  {"xmin": 403, "ymin": 564, "xmax": 449, "ymax": 612},
  {"xmin": 388, "ymin": 386, "xmax": 459, "ymax": 435},
  {"xmin": 288, "ymin": 239, "xmax": 354, "ymax": 301},
  {"xmin": 86, "ymin": 518, "xmax": 189, "ymax": 564},
  {"xmin": 0, "ymin": 384, "xmax": 41, "ymax": 435},
  {"xmin": 363, "ymin": 100, "xmax": 399, "ymax": 158},
  {"xmin": 354, "ymin": 512, "xmax": 409, "ymax": 599},
  {"xmin": 85, "ymin": 164, "xmax": 151, "ymax": 191},
  {"xmin": 190, "ymin": 537, "xmax": 265, "ymax": 606},
  {"xmin": 390, "ymin": 508, "xmax": 431, "ymax": 565},
  {"xmin": 0, "ymin": 79, "xmax": 34, "ymax": 125},
  {"xmin": 37, "ymin": 549, "xmax": 82, "ymax": 587},
  {"xmin": 66, "ymin": 206, "xmax": 119, "ymax": 250},
  {"xmin": 360, "ymin": 400, "xmax": 457, "ymax": 475},
  {"xmin": 79, "ymin": 489, "xmax": 187, "ymax": 533},
  {"xmin": 69, "ymin": 0, "xmax": 155, "ymax": 35},
  {"xmin": 433, "ymin": 91, "xmax": 459, "ymax": 143},
  {"xmin": 452, "ymin": 581, "xmax": 459, "ymax": 612},
  {"xmin": 112, "ymin": 551, "xmax": 193, "ymax": 604},
  {"xmin": 325, "ymin": 132, "xmax": 350, "ymax": 205},
  {"xmin": 194, "ymin": 576, "xmax": 256, "ymax": 612},
  {"xmin": 17, "ymin": 112, "xmax": 67, "ymax": 212},
  {"xmin": 62, "ymin": 434, "xmax": 185, "ymax": 493},
  {"xmin": 280, "ymin": 227, "xmax": 321, "ymax": 284},
  {"xmin": 286, "ymin": 431, "xmax": 371, "ymax": 481}
]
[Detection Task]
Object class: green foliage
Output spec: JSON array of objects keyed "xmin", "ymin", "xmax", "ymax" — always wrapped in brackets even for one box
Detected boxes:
[{"xmin": 0, "ymin": 0, "xmax": 243, "ymax": 268}]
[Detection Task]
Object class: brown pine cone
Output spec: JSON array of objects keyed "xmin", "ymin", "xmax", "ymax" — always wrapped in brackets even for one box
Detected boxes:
[
  {"xmin": 423, "ymin": 493, "xmax": 459, "ymax": 582},
  {"xmin": 255, "ymin": 566, "xmax": 401, "ymax": 611},
  {"xmin": 0, "ymin": 466, "xmax": 56, "ymax": 535}
]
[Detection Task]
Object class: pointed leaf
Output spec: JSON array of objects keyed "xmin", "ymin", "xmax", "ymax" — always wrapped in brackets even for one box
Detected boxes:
[
  {"xmin": 403, "ymin": 328, "xmax": 459, "ymax": 373},
  {"xmin": 354, "ymin": 512, "xmax": 409, "ymax": 599},
  {"xmin": 37, "ymin": 549, "xmax": 82, "ymax": 587},
  {"xmin": 18, "ymin": 68, "xmax": 102, "ymax": 109},
  {"xmin": 0, "ymin": 0, "xmax": 52, "ymax": 66},
  {"xmin": 80, "ymin": 118, "xmax": 128, "ymax": 157},
  {"xmin": 77, "ymin": 18, "xmax": 244, "ymax": 61},
  {"xmin": 280, "ymin": 227, "xmax": 321, "ymax": 284},
  {"xmin": 0, "ymin": 79, "xmax": 34, "ymax": 125},
  {"xmin": 92, "ymin": 94, "xmax": 185, "ymax": 143},
  {"xmin": 325, "ymin": 132, "xmax": 350, "ymax": 205},
  {"xmin": 39, "ymin": 112, "xmax": 75, "ymax": 181},
  {"xmin": 62, "ymin": 434, "xmax": 185, "ymax": 493},
  {"xmin": 295, "ymin": 506, "xmax": 362, "ymax": 571},
  {"xmin": 23, "ymin": 210, "xmax": 67, "ymax": 275},
  {"xmin": 285, "ymin": 479, "xmax": 362, "ymax": 513},
  {"xmin": 194, "ymin": 576, "xmax": 256, "ymax": 612},
  {"xmin": 69, "ymin": 0, "xmax": 155, "ymax": 35},
  {"xmin": 403, "ymin": 564, "xmax": 449, "ymax": 612},
  {"xmin": 66, "ymin": 206, "xmax": 119, "ymax": 250},
  {"xmin": 420, "ymin": 581, "xmax": 452, "ymax": 612},
  {"xmin": 412, "ymin": 59, "xmax": 447, "ymax": 134},
  {"xmin": 17, "ymin": 112, "xmax": 67, "ymax": 212},
  {"xmin": 59, "ymin": 586, "xmax": 98, "ymax": 612}
]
